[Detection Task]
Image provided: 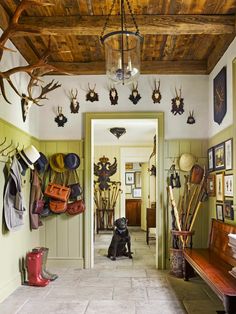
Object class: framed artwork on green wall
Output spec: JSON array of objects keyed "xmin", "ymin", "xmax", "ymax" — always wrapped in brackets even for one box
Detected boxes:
[{"xmin": 213, "ymin": 66, "xmax": 227, "ymax": 125}]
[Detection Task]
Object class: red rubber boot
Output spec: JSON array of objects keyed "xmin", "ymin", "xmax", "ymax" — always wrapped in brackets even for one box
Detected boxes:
[{"xmin": 26, "ymin": 251, "xmax": 50, "ymax": 287}]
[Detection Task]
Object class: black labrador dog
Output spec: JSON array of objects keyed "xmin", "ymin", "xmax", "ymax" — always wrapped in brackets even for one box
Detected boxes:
[{"xmin": 107, "ymin": 217, "xmax": 133, "ymax": 261}]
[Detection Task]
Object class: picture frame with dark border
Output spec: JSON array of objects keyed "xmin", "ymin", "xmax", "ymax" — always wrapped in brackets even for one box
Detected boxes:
[
  {"xmin": 216, "ymin": 172, "xmax": 224, "ymax": 202},
  {"xmin": 207, "ymin": 173, "xmax": 216, "ymax": 197},
  {"xmin": 132, "ymin": 188, "xmax": 142, "ymax": 198},
  {"xmin": 214, "ymin": 142, "xmax": 225, "ymax": 171},
  {"xmin": 224, "ymin": 174, "xmax": 233, "ymax": 197},
  {"xmin": 225, "ymin": 138, "xmax": 233, "ymax": 170},
  {"xmin": 125, "ymin": 172, "xmax": 135, "ymax": 185},
  {"xmin": 207, "ymin": 147, "xmax": 214, "ymax": 172},
  {"xmin": 224, "ymin": 200, "xmax": 234, "ymax": 220},
  {"xmin": 216, "ymin": 203, "xmax": 224, "ymax": 221},
  {"xmin": 213, "ymin": 66, "xmax": 227, "ymax": 125}
]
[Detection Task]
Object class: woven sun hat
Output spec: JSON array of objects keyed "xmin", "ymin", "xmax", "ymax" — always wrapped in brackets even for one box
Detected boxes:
[
  {"xmin": 35, "ymin": 152, "xmax": 48, "ymax": 174},
  {"xmin": 18, "ymin": 145, "xmax": 40, "ymax": 170},
  {"xmin": 50, "ymin": 153, "xmax": 66, "ymax": 173},
  {"xmin": 64, "ymin": 153, "xmax": 80, "ymax": 170},
  {"xmin": 179, "ymin": 153, "xmax": 196, "ymax": 172}
]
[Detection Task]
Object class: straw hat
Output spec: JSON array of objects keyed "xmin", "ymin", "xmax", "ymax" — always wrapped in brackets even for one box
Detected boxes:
[
  {"xmin": 50, "ymin": 153, "xmax": 66, "ymax": 173},
  {"xmin": 179, "ymin": 153, "xmax": 196, "ymax": 172},
  {"xmin": 18, "ymin": 145, "xmax": 40, "ymax": 170}
]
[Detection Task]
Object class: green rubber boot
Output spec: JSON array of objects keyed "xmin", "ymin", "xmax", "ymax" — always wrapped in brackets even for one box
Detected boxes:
[{"xmin": 41, "ymin": 247, "xmax": 58, "ymax": 281}]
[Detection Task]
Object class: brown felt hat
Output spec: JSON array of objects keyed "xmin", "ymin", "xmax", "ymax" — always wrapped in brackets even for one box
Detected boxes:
[{"xmin": 50, "ymin": 153, "xmax": 66, "ymax": 173}]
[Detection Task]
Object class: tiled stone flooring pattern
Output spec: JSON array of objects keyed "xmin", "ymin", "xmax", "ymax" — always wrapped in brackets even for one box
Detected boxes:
[{"xmin": 0, "ymin": 228, "xmax": 225, "ymax": 313}]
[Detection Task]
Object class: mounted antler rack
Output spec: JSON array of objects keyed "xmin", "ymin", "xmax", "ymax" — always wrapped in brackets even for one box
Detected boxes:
[{"xmin": 0, "ymin": 1, "xmax": 70, "ymax": 120}]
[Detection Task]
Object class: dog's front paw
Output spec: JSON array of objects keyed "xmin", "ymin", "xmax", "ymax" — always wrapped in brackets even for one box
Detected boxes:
[
  {"xmin": 110, "ymin": 256, "xmax": 116, "ymax": 261},
  {"xmin": 128, "ymin": 255, "xmax": 133, "ymax": 259}
]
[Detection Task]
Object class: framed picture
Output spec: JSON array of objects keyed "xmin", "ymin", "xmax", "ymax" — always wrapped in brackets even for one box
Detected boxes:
[
  {"xmin": 216, "ymin": 172, "xmax": 224, "ymax": 202},
  {"xmin": 224, "ymin": 174, "xmax": 233, "ymax": 197},
  {"xmin": 225, "ymin": 138, "xmax": 233, "ymax": 170},
  {"xmin": 125, "ymin": 185, "xmax": 132, "ymax": 194},
  {"xmin": 132, "ymin": 188, "xmax": 142, "ymax": 198},
  {"xmin": 214, "ymin": 142, "xmax": 225, "ymax": 171},
  {"xmin": 224, "ymin": 200, "xmax": 234, "ymax": 220},
  {"xmin": 213, "ymin": 66, "xmax": 227, "ymax": 125},
  {"xmin": 135, "ymin": 172, "xmax": 141, "ymax": 188},
  {"xmin": 207, "ymin": 173, "xmax": 216, "ymax": 197},
  {"xmin": 216, "ymin": 203, "xmax": 224, "ymax": 221},
  {"xmin": 207, "ymin": 147, "xmax": 214, "ymax": 172},
  {"xmin": 125, "ymin": 172, "xmax": 134, "ymax": 185}
]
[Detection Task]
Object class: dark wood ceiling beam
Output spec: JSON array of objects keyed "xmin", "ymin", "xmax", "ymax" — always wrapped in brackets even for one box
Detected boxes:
[
  {"xmin": 0, "ymin": 4, "xmax": 39, "ymax": 63},
  {"xmin": 16, "ymin": 14, "xmax": 235, "ymax": 36},
  {"xmin": 48, "ymin": 60, "xmax": 207, "ymax": 75}
]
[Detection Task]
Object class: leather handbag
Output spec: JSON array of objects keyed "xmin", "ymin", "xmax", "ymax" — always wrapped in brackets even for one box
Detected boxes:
[
  {"xmin": 44, "ymin": 183, "xmax": 71, "ymax": 202},
  {"xmin": 67, "ymin": 170, "xmax": 82, "ymax": 200},
  {"xmin": 33, "ymin": 199, "xmax": 45, "ymax": 214},
  {"xmin": 190, "ymin": 165, "xmax": 204, "ymax": 184},
  {"xmin": 66, "ymin": 199, "xmax": 85, "ymax": 216},
  {"xmin": 49, "ymin": 200, "xmax": 67, "ymax": 214}
]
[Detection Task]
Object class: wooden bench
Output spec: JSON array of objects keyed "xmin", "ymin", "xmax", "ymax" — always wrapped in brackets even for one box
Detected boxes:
[
  {"xmin": 146, "ymin": 207, "xmax": 156, "ymax": 245},
  {"xmin": 183, "ymin": 219, "xmax": 236, "ymax": 314}
]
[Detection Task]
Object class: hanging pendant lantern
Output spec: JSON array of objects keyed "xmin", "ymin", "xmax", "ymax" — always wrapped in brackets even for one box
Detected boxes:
[{"xmin": 100, "ymin": 0, "xmax": 143, "ymax": 85}]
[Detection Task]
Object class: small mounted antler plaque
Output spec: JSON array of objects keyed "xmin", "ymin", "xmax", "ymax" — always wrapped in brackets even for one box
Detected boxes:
[
  {"xmin": 171, "ymin": 87, "xmax": 184, "ymax": 115},
  {"xmin": 152, "ymin": 79, "xmax": 162, "ymax": 104},
  {"xmin": 69, "ymin": 88, "xmax": 80, "ymax": 113},
  {"xmin": 129, "ymin": 83, "xmax": 141, "ymax": 105},
  {"xmin": 86, "ymin": 84, "xmax": 99, "ymax": 102}
]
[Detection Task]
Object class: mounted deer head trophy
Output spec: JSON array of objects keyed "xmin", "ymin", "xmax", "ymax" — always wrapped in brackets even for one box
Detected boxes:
[
  {"xmin": 0, "ymin": 1, "xmax": 68, "ymax": 121},
  {"xmin": 109, "ymin": 86, "xmax": 118, "ymax": 105},
  {"xmin": 86, "ymin": 84, "xmax": 99, "ymax": 102},
  {"xmin": 171, "ymin": 87, "xmax": 184, "ymax": 115},
  {"xmin": 152, "ymin": 79, "xmax": 162, "ymax": 104},
  {"xmin": 69, "ymin": 89, "xmax": 80, "ymax": 113},
  {"xmin": 55, "ymin": 106, "xmax": 67, "ymax": 127},
  {"xmin": 187, "ymin": 110, "xmax": 196, "ymax": 124},
  {"xmin": 129, "ymin": 83, "xmax": 141, "ymax": 105}
]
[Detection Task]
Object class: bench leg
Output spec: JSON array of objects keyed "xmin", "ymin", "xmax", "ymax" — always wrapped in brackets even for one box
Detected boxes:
[
  {"xmin": 223, "ymin": 295, "xmax": 236, "ymax": 314},
  {"xmin": 183, "ymin": 258, "xmax": 193, "ymax": 281}
]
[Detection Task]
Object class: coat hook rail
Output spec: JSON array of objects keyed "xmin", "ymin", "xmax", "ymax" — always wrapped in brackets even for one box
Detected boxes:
[
  {"xmin": 0, "ymin": 137, "xmax": 7, "ymax": 147},
  {"xmin": 0, "ymin": 140, "xmax": 13, "ymax": 155},
  {"xmin": 3, "ymin": 142, "xmax": 19, "ymax": 157}
]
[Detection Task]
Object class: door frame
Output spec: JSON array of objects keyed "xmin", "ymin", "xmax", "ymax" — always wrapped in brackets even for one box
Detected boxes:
[{"xmin": 84, "ymin": 112, "xmax": 165, "ymax": 269}]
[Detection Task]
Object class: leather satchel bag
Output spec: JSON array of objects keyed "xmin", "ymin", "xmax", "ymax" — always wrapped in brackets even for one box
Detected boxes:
[
  {"xmin": 44, "ymin": 183, "xmax": 71, "ymax": 202},
  {"xmin": 67, "ymin": 170, "xmax": 82, "ymax": 200},
  {"xmin": 33, "ymin": 199, "xmax": 45, "ymax": 214},
  {"xmin": 67, "ymin": 199, "xmax": 85, "ymax": 216},
  {"xmin": 190, "ymin": 165, "xmax": 204, "ymax": 184},
  {"xmin": 49, "ymin": 200, "xmax": 67, "ymax": 214}
]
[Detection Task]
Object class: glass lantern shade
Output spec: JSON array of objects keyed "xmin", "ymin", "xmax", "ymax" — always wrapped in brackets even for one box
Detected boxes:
[{"xmin": 102, "ymin": 30, "xmax": 142, "ymax": 85}]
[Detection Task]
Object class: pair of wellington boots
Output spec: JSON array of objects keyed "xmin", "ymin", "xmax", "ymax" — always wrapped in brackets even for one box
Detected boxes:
[{"xmin": 26, "ymin": 247, "xmax": 58, "ymax": 287}]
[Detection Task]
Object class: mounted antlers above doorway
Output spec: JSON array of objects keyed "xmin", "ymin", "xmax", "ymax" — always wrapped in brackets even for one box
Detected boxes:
[{"xmin": 0, "ymin": 0, "xmax": 67, "ymax": 115}]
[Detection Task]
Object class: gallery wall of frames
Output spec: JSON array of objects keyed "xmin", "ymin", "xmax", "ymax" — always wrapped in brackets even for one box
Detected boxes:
[{"xmin": 207, "ymin": 138, "xmax": 234, "ymax": 221}]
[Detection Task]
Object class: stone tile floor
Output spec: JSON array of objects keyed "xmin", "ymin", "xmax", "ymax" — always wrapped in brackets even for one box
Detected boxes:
[{"xmin": 0, "ymin": 227, "xmax": 224, "ymax": 314}]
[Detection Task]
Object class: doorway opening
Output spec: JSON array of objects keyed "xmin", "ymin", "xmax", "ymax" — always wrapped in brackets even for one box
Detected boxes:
[{"xmin": 84, "ymin": 112, "xmax": 165, "ymax": 269}]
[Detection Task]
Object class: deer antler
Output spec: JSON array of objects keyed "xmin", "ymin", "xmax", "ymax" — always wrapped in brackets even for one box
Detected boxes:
[
  {"xmin": 0, "ymin": 1, "xmax": 65, "ymax": 105},
  {"xmin": 175, "ymin": 87, "xmax": 179, "ymax": 98},
  {"xmin": 157, "ymin": 79, "xmax": 160, "ymax": 91},
  {"xmin": 70, "ymin": 88, "xmax": 78, "ymax": 99}
]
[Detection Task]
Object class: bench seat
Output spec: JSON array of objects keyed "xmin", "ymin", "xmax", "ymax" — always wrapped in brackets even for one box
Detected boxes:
[{"xmin": 183, "ymin": 219, "xmax": 236, "ymax": 314}]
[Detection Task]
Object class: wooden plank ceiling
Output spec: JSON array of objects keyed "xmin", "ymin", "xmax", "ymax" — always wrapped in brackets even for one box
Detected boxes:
[{"xmin": 0, "ymin": 0, "xmax": 236, "ymax": 75}]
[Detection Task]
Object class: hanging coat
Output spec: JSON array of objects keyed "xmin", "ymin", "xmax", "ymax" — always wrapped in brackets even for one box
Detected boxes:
[
  {"xmin": 29, "ymin": 169, "xmax": 43, "ymax": 230},
  {"xmin": 3, "ymin": 156, "xmax": 25, "ymax": 231}
]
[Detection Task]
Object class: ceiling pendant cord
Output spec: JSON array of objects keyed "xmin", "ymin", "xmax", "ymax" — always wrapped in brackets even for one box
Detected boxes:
[{"xmin": 100, "ymin": 0, "xmax": 117, "ymax": 42}]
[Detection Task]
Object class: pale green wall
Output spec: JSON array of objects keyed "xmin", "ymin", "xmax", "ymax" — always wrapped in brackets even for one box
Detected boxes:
[
  {"xmin": 0, "ymin": 119, "xmax": 40, "ymax": 302},
  {"xmin": 39, "ymin": 140, "xmax": 84, "ymax": 267}
]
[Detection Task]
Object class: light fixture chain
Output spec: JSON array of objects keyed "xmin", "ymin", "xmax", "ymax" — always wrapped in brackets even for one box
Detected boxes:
[
  {"xmin": 125, "ymin": 0, "xmax": 140, "ymax": 34},
  {"xmin": 100, "ymin": 0, "xmax": 117, "ymax": 40}
]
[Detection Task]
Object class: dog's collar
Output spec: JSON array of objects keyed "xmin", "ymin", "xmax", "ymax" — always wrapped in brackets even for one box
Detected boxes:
[{"xmin": 116, "ymin": 228, "xmax": 126, "ymax": 234}]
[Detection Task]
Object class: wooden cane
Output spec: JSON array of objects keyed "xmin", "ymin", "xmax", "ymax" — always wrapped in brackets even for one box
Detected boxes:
[{"xmin": 168, "ymin": 186, "xmax": 182, "ymax": 232}]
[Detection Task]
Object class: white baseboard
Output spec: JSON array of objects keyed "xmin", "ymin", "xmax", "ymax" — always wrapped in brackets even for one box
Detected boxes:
[
  {"xmin": 47, "ymin": 257, "xmax": 84, "ymax": 268},
  {"xmin": 0, "ymin": 273, "xmax": 21, "ymax": 303}
]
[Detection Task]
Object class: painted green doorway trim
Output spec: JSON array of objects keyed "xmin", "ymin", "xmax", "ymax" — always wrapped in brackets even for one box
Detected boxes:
[{"xmin": 84, "ymin": 112, "xmax": 165, "ymax": 269}]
